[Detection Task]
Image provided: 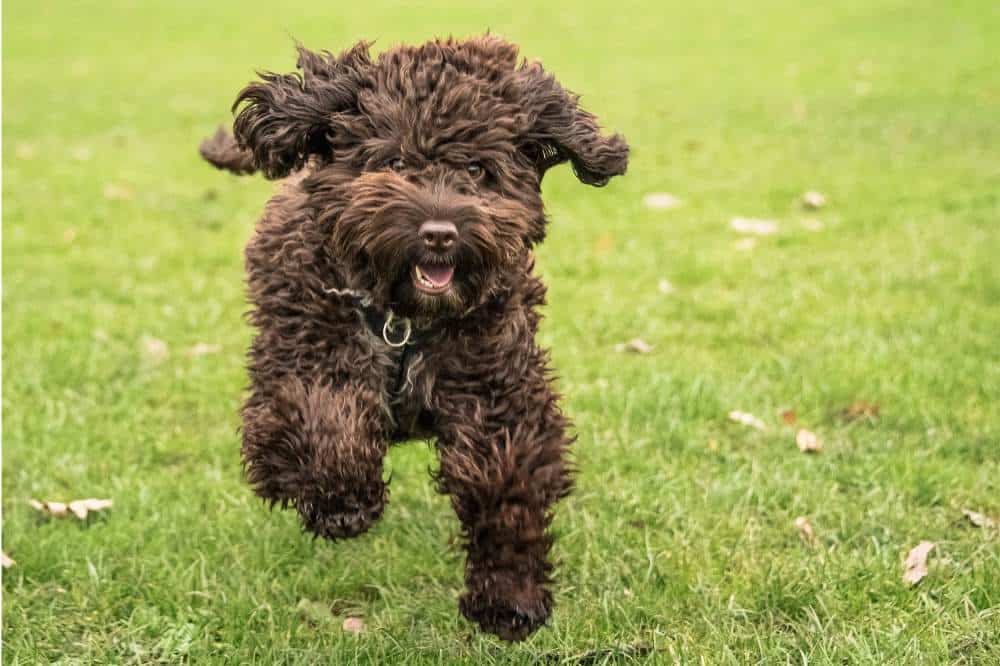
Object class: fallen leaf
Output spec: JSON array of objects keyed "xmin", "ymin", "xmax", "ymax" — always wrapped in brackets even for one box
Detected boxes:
[
  {"xmin": 643, "ymin": 192, "xmax": 683, "ymax": 210},
  {"xmin": 70, "ymin": 499, "xmax": 113, "ymax": 520},
  {"xmin": 342, "ymin": 617, "xmax": 365, "ymax": 634},
  {"xmin": 728, "ymin": 410, "xmax": 766, "ymax": 431},
  {"xmin": 1, "ymin": 552, "xmax": 15, "ymax": 569},
  {"xmin": 734, "ymin": 238, "xmax": 757, "ymax": 251},
  {"xmin": 903, "ymin": 541, "xmax": 935, "ymax": 586},
  {"xmin": 794, "ymin": 516, "xmax": 816, "ymax": 546},
  {"xmin": 796, "ymin": 429, "xmax": 822, "ymax": 453},
  {"xmin": 658, "ymin": 279, "xmax": 675, "ymax": 294},
  {"xmin": 841, "ymin": 400, "xmax": 880, "ymax": 421},
  {"xmin": 792, "ymin": 100, "xmax": 808, "ymax": 120},
  {"xmin": 30, "ymin": 498, "xmax": 113, "ymax": 520},
  {"xmin": 30, "ymin": 499, "xmax": 68, "ymax": 517},
  {"xmin": 15, "ymin": 143, "xmax": 36, "ymax": 160},
  {"xmin": 801, "ymin": 191, "xmax": 827, "ymax": 210},
  {"xmin": 962, "ymin": 509, "xmax": 996, "ymax": 529},
  {"xmin": 730, "ymin": 217, "xmax": 778, "ymax": 235},
  {"xmin": 187, "ymin": 343, "xmax": 221, "ymax": 357},
  {"xmin": 143, "ymin": 337, "xmax": 169, "ymax": 362},
  {"xmin": 801, "ymin": 218, "xmax": 825, "ymax": 232},
  {"xmin": 103, "ymin": 183, "xmax": 132, "ymax": 200},
  {"xmin": 592, "ymin": 234, "xmax": 615, "ymax": 255},
  {"xmin": 615, "ymin": 338, "xmax": 653, "ymax": 354},
  {"xmin": 781, "ymin": 409, "xmax": 798, "ymax": 425}
]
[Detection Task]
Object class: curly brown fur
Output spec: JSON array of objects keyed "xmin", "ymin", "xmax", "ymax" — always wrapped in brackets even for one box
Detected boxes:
[{"xmin": 202, "ymin": 34, "xmax": 627, "ymax": 641}]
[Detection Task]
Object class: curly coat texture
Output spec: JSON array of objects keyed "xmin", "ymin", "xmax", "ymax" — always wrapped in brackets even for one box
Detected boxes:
[{"xmin": 201, "ymin": 35, "xmax": 628, "ymax": 641}]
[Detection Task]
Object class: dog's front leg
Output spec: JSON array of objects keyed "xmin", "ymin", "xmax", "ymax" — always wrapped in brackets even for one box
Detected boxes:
[
  {"xmin": 433, "ymin": 347, "xmax": 574, "ymax": 641},
  {"xmin": 241, "ymin": 377, "xmax": 389, "ymax": 541}
]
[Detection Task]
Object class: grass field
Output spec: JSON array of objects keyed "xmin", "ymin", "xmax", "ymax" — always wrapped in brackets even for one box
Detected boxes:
[{"xmin": 4, "ymin": 1, "xmax": 999, "ymax": 663}]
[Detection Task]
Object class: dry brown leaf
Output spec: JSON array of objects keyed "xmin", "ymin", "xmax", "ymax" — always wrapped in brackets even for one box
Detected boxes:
[
  {"xmin": 796, "ymin": 429, "xmax": 822, "ymax": 453},
  {"xmin": 103, "ymin": 183, "xmax": 132, "ymax": 200},
  {"xmin": 792, "ymin": 100, "xmax": 808, "ymax": 120},
  {"xmin": 903, "ymin": 541, "xmax": 934, "ymax": 586},
  {"xmin": 962, "ymin": 509, "xmax": 996, "ymax": 529},
  {"xmin": 70, "ymin": 499, "xmax": 113, "ymax": 519},
  {"xmin": 728, "ymin": 410, "xmax": 766, "ymax": 431},
  {"xmin": 15, "ymin": 143, "xmax": 36, "ymax": 160},
  {"xmin": 342, "ymin": 617, "xmax": 365, "ymax": 634},
  {"xmin": 801, "ymin": 191, "xmax": 827, "ymax": 210},
  {"xmin": 615, "ymin": 338, "xmax": 653, "ymax": 354},
  {"xmin": 643, "ymin": 192, "xmax": 683, "ymax": 210},
  {"xmin": 841, "ymin": 400, "xmax": 880, "ymax": 421},
  {"xmin": 187, "ymin": 343, "xmax": 221, "ymax": 357},
  {"xmin": 730, "ymin": 217, "xmax": 778, "ymax": 235},
  {"xmin": 592, "ymin": 234, "xmax": 615, "ymax": 255},
  {"xmin": 2, "ymin": 552, "xmax": 15, "ymax": 569},
  {"xmin": 781, "ymin": 409, "xmax": 798, "ymax": 425},
  {"xmin": 143, "ymin": 337, "xmax": 169, "ymax": 362},
  {"xmin": 30, "ymin": 498, "xmax": 112, "ymax": 520},
  {"xmin": 734, "ymin": 238, "xmax": 757, "ymax": 251},
  {"xmin": 794, "ymin": 516, "xmax": 816, "ymax": 546},
  {"xmin": 658, "ymin": 279, "xmax": 675, "ymax": 294},
  {"xmin": 30, "ymin": 499, "xmax": 68, "ymax": 517}
]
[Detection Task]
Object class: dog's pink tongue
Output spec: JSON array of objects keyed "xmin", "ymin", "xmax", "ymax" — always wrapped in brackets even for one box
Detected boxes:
[{"xmin": 420, "ymin": 264, "xmax": 454, "ymax": 286}]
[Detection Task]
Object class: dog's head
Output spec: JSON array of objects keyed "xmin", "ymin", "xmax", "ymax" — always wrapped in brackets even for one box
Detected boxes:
[{"xmin": 232, "ymin": 36, "xmax": 628, "ymax": 318}]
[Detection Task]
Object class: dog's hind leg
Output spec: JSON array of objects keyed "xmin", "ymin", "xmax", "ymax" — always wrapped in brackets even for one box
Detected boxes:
[{"xmin": 241, "ymin": 378, "xmax": 390, "ymax": 541}]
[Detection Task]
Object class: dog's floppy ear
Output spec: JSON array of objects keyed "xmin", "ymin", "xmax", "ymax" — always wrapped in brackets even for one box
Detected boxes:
[
  {"xmin": 515, "ymin": 63, "xmax": 629, "ymax": 186},
  {"xmin": 232, "ymin": 42, "xmax": 370, "ymax": 179}
]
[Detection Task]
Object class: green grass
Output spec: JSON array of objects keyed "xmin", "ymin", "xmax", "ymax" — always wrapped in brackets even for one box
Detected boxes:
[{"xmin": 4, "ymin": 0, "xmax": 999, "ymax": 663}]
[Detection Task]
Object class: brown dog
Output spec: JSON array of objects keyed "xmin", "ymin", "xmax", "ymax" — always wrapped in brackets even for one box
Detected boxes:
[{"xmin": 200, "ymin": 35, "xmax": 627, "ymax": 641}]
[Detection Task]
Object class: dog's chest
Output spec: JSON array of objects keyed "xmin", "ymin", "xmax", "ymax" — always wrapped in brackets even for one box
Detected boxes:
[{"xmin": 383, "ymin": 343, "xmax": 435, "ymax": 442}]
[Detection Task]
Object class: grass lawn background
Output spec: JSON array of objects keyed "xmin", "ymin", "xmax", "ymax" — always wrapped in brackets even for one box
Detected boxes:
[{"xmin": 3, "ymin": 0, "xmax": 999, "ymax": 662}]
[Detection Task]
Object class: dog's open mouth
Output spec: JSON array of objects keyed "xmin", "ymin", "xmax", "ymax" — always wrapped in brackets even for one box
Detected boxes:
[{"xmin": 413, "ymin": 263, "xmax": 455, "ymax": 294}]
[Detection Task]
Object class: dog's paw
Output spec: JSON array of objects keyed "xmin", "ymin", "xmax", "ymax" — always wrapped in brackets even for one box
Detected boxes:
[
  {"xmin": 296, "ymin": 484, "xmax": 386, "ymax": 541},
  {"xmin": 459, "ymin": 572, "xmax": 552, "ymax": 642}
]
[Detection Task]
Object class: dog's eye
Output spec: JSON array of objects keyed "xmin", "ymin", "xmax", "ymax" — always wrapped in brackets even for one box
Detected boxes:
[
  {"xmin": 466, "ymin": 163, "xmax": 486, "ymax": 181},
  {"xmin": 388, "ymin": 158, "xmax": 405, "ymax": 173}
]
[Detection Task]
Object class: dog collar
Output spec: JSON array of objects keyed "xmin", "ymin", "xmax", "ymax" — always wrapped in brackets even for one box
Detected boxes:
[
  {"xmin": 322, "ymin": 284, "xmax": 414, "ymax": 348},
  {"xmin": 364, "ymin": 307, "xmax": 413, "ymax": 348},
  {"xmin": 323, "ymin": 283, "xmax": 419, "ymax": 407}
]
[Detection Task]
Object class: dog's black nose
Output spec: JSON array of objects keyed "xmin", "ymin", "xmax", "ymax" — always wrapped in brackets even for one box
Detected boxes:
[{"xmin": 419, "ymin": 220, "xmax": 458, "ymax": 251}]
